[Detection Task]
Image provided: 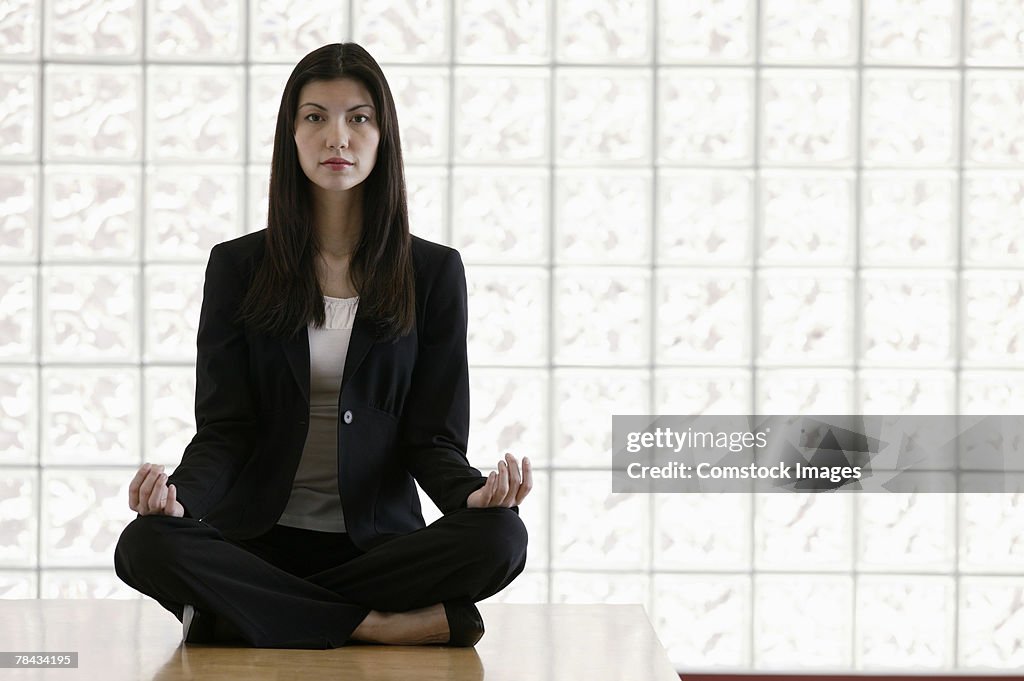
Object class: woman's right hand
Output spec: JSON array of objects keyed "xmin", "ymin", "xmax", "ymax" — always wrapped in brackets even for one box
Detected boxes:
[{"xmin": 129, "ymin": 462, "xmax": 185, "ymax": 517}]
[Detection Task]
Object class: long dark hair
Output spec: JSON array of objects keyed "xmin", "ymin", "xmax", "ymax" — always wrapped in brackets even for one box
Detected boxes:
[{"xmin": 237, "ymin": 42, "xmax": 415, "ymax": 342}]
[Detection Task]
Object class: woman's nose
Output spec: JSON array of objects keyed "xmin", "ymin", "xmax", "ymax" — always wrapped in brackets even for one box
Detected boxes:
[{"xmin": 329, "ymin": 125, "xmax": 350, "ymax": 148}]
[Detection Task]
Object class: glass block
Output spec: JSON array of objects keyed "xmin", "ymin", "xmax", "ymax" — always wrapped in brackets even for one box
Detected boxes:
[
  {"xmin": 40, "ymin": 468, "xmax": 135, "ymax": 568},
  {"xmin": 41, "ymin": 265, "xmax": 138, "ymax": 362},
  {"xmin": 658, "ymin": 68, "xmax": 754, "ymax": 165},
  {"xmin": 551, "ymin": 571, "xmax": 649, "ymax": 607},
  {"xmin": 480, "ymin": 570, "xmax": 547, "ymax": 603},
  {"xmin": 465, "ymin": 265, "xmax": 547, "ymax": 366},
  {"xmin": 760, "ymin": 69, "xmax": 856, "ymax": 165},
  {"xmin": 755, "ymin": 493, "xmax": 852, "ymax": 570},
  {"xmin": 754, "ymin": 574, "xmax": 853, "ymax": 668},
  {"xmin": 0, "ymin": 367, "xmax": 37, "ymax": 465},
  {"xmin": 146, "ymin": 66, "xmax": 244, "ymax": 162},
  {"xmin": 962, "ymin": 271, "xmax": 1024, "ymax": 365},
  {"xmin": 249, "ymin": 0, "xmax": 348, "ymax": 63},
  {"xmin": 248, "ymin": 65, "xmax": 291, "ymax": 163},
  {"xmin": 656, "ymin": 268, "xmax": 751, "ymax": 364},
  {"xmin": 0, "ymin": 267, "xmax": 35, "ymax": 361},
  {"xmin": 964, "ymin": 171, "xmax": 1024, "ymax": 266},
  {"xmin": 468, "ymin": 368, "xmax": 548, "ymax": 467},
  {"xmin": 453, "ymin": 67, "xmax": 548, "ymax": 163},
  {"xmin": 863, "ymin": 70, "xmax": 959, "ymax": 167},
  {"xmin": 44, "ymin": 65, "xmax": 141, "ymax": 162},
  {"xmin": 1, "ymin": 0, "xmax": 38, "ymax": 59},
  {"xmin": 756, "ymin": 369, "xmax": 855, "ymax": 413},
  {"xmin": 861, "ymin": 170, "xmax": 957, "ymax": 267},
  {"xmin": 41, "ymin": 367, "xmax": 139, "ymax": 466},
  {"xmin": 554, "ymin": 267, "xmax": 650, "ymax": 366},
  {"xmin": 658, "ymin": 0, "xmax": 754, "ymax": 64},
  {"xmin": 0, "ymin": 468, "xmax": 37, "ymax": 567},
  {"xmin": 655, "ymin": 368, "xmax": 752, "ymax": 415},
  {"xmin": 860, "ymin": 271, "xmax": 955, "ymax": 367},
  {"xmin": 352, "ymin": 0, "xmax": 450, "ymax": 63},
  {"xmin": 0, "ymin": 165, "xmax": 38, "ymax": 260},
  {"xmin": 654, "ymin": 494, "xmax": 751, "ymax": 570},
  {"xmin": 415, "ymin": 482, "xmax": 441, "ymax": 525},
  {"xmin": 146, "ymin": 0, "xmax": 243, "ymax": 61},
  {"xmin": 0, "ymin": 66, "xmax": 38, "ymax": 160},
  {"xmin": 452, "ymin": 168, "xmax": 548, "ymax": 264},
  {"xmin": 653, "ymin": 573, "xmax": 750, "ymax": 669},
  {"xmin": 552, "ymin": 368, "xmax": 649, "ymax": 468},
  {"xmin": 555, "ymin": 169, "xmax": 651, "ymax": 265},
  {"xmin": 0, "ymin": 572, "xmax": 37, "ymax": 598},
  {"xmin": 144, "ymin": 265, "xmax": 204, "ymax": 362},
  {"xmin": 858, "ymin": 369, "xmax": 956, "ymax": 414},
  {"xmin": 657, "ymin": 169, "xmax": 753, "ymax": 266},
  {"xmin": 556, "ymin": 69, "xmax": 652, "ymax": 165},
  {"xmin": 247, "ymin": 165, "xmax": 271, "ymax": 235},
  {"xmin": 965, "ymin": 73, "xmax": 1024, "ymax": 166},
  {"xmin": 45, "ymin": 0, "xmax": 140, "ymax": 59},
  {"xmin": 456, "ymin": 0, "xmax": 549, "ymax": 64},
  {"xmin": 959, "ymin": 577, "xmax": 1024, "ymax": 669},
  {"xmin": 961, "ymin": 493, "xmax": 1024, "ymax": 572},
  {"xmin": 761, "ymin": 0, "xmax": 858, "ymax": 64},
  {"xmin": 757, "ymin": 271, "xmax": 854, "ymax": 365},
  {"xmin": 42, "ymin": 166, "xmax": 140, "ymax": 260},
  {"xmin": 514, "ymin": 468, "xmax": 548, "ymax": 569},
  {"xmin": 145, "ymin": 167, "xmax": 244, "ymax": 261},
  {"xmin": 143, "ymin": 366, "xmax": 196, "ymax": 469},
  {"xmin": 855, "ymin": 575, "xmax": 955, "ymax": 669},
  {"xmin": 556, "ymin": 0, "xmax": 651, "ymax": 63},
  {"xmin": 405, "ymin": 166, "xmax": 446, "ymax": 244},
  {"xmin": 961, "ymin": 370, "xmax": 1024, "ymax": 415},
  {"xmin": 389, "ymin": 67, "xmax": 449, "ymax": 164},
  {"xmin": 857, "ymin": 493, "xmax": 956, "ymax": 572},
  {"xmin": 863, "ymin": 0, "xmax": 958, "ymax": 65},
  {"xmin": 758, "ymin": 170, "xmax": 854, "ymax": 266},
  {"xmin": 551, "ymin": 470, "xmax": 649, "ymax": 570},
  {"xmin": 41, "ymin": 570, "xmax": 141, "ymax": 599},
  {"xmin": 966, "ymin": 0, "xmax": 1024, "ymax": 65}
]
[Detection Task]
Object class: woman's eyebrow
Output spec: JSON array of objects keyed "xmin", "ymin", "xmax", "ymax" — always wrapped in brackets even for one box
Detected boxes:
[{"xmin": 299, "ymin": 102, "xmax": 375, "ymax": 112}]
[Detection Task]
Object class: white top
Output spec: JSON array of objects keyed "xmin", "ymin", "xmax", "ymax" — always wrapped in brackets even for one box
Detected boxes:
[{"xmin": 276, "ymin": 295, "xmax": 358, "ymax": 533}]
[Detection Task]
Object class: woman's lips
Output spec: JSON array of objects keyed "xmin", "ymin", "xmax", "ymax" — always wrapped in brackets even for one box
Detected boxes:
[{"xmin": 322, "ymin": 162, "xmax": 352, "ymax": 170}]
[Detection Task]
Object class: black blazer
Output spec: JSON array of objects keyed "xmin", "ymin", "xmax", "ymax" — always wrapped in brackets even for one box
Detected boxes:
[{"xmin": 166, "ymin": 229, "xmax": 509, "ymax": 551}]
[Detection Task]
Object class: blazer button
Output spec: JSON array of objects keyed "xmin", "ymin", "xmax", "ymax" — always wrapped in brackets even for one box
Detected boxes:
[{"xmin": 343, "ymin": 410, "xmax": 353, "ymax": 424}]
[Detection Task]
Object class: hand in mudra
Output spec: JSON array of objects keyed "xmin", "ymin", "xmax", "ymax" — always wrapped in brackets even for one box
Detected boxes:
[
  {"xmin": 466, "ymin": 452, "xmax": 532, "ymax": 509},
  {"xmin": 129, "ymin": 462, "xmax": 185, "ymax": 517}
]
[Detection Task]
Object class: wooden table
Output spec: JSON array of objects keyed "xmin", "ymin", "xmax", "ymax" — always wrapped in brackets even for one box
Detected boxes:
[{"xmin": 3, "ymin": 600, "xmax": 680, "ymax": 680}]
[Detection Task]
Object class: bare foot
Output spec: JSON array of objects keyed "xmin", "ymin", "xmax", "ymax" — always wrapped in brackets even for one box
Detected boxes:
[{"xmin": 351, "ymin": 603, "xmax": 450, "ymax": 645}]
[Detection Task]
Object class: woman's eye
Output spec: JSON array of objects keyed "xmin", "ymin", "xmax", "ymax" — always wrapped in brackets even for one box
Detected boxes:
[
  {"xmin": 305, "ymin": 113, "xmax": 322, "ymax": 122},
  {"xmin": 353, "ymin": 114, "xmax": 369, "ymax": 123}
]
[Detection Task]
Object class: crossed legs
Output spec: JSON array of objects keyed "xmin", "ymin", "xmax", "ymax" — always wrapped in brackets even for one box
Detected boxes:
[{"xmin": 113, "ymin": 507, "xmax": 527, "ymax": 649}]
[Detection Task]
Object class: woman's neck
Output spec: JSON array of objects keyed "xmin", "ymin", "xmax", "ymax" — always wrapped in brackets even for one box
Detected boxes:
[{"xmin": 311, "ymin": 186, "xmax": 363, "ymax": 258}]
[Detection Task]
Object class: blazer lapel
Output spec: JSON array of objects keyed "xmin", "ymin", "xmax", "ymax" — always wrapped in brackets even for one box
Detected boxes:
[{"xmin": 282, "ymin": 303, "xmax": 378, "ymax": 405}]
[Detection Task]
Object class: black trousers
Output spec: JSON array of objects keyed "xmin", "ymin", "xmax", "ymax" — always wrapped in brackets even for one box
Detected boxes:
[{"xmin": 113, "ymin": 507, "xmax": 528, "ymax": 649}]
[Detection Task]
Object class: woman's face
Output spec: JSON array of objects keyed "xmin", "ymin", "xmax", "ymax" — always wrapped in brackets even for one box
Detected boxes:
[{"xmin": 293, "ymin": 78, "xmax": 380, "ymax": 195}]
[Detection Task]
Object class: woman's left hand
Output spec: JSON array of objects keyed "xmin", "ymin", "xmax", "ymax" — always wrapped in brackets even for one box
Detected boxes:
[{"xmin": 466, "ymin": 452, "xmax": 532, "ymax": 509}]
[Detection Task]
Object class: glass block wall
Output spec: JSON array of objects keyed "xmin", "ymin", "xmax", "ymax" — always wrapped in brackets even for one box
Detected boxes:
[{"xmin": 1, "ymin": 0, "xmax": 1023, "ymax": 674}]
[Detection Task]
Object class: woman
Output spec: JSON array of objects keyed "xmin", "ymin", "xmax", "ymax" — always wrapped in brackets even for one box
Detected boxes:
[{"xmin": 113, "ymin": 43, "xmax": 531, "ymax": 649}]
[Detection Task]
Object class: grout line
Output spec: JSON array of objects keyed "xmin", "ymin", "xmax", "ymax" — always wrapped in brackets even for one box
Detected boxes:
[
  {"xmin": 545, "ymin": 0, "xmax": 556, "ymax": 607},
  {"xmin": 647, "ymin": 0, "xmax": 659, "ymax": 625},
  {"xmin": 850, "ymin": 0, "xmax": 865, "ymax": 669},
  {"xmin": 34, "ymin": 0, "xmax": 46, "ymax": 600},
  {"xmin": 137, "ymin": 1, "xmax": 148, "ymax": 482},
  {"xmin": 750, "ymin": 0, "xmax": 763, "ymax": 667},
  {"xmin": 953, "ymin": 0, "xmax": 968, "ymax": 668}
]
